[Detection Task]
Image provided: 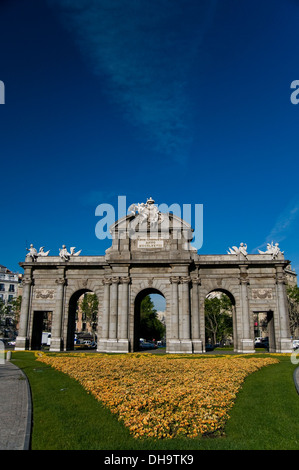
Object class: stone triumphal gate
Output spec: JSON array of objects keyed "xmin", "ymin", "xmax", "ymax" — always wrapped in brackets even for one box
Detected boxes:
[{"xmin": 16, "ymin": 198, "xmax": 293, "ymax": 353}]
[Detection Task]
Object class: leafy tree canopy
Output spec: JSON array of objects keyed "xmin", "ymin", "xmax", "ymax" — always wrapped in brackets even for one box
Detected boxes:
[
  {"xmin": 140, "ymin": 295, "xmax": 165, "ymax": 341},
  {"xmin": 204, "ymin": 293, "xmax": 233, "ymax": 345}
]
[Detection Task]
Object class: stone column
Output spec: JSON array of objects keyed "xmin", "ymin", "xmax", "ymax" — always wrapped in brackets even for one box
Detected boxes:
[
  {"xmin": 180, "ymin": 276, "xmax": 192, "ymax": 353},
  {"xmin": 276, "ymin": 266, "xmax": 292, "ymax": 352},
  {"xmin": 170, "ymin": 277, "xmax": 180, "ymax": 338},
  {"xmin": 109, "ymin": 277, "xmax": 119, "ymax": 340},
  {"xmin": 167, "ymin": 277, "xmax": 180, "ymax": 353},
  {"xmin": 15, "ymin": 273, "xmax": 32, "ymax": 350},
  {"xmin": 191, "ymin": 277, "xmax": 202, "ymax": 353},
  {"xmin": 97, "ymin": 278, "xmax": 111, "ymax": 352},
  {"xmin": 239, "ymin": 267, "xmax": 254, "ymax": 353},
  {"xmin": 115, "ymin": 276, "xmax": 130, "ymax": 352},
  {"xmin": 50, "ymin": 276, "xmax": 65, "ymax": 351}
]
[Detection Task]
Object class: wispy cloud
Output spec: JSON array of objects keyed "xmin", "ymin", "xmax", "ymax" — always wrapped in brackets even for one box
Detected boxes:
[
  {"xmin": 48, "ymin": 0, "xmax": 218, "ymax": 163},
  {"xmin": 254, "ymin": 197, "xmax": 299, "ymax": 252}
]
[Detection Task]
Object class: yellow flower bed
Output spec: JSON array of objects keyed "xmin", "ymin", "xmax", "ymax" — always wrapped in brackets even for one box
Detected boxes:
[{"xmin": 37, "ymin": 353, "xmax": 278, "ymax": 439}]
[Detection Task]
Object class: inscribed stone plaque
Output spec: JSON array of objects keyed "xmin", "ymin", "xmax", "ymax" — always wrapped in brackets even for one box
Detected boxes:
[{"xmin": 137, "ymin": 239, "xmax": 164, "ymax": 249}]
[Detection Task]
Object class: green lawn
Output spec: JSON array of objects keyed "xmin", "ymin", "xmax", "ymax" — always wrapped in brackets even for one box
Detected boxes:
[{"xmin": 12, "ymin": 351, "xmax": 299, "ymax": 450}]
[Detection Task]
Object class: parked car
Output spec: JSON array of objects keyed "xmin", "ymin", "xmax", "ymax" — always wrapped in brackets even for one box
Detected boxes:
[
  {"xmin": 205, "ymin": 343, "xmax": 214, "ymax": 351},
  {"xmin": 139, "ymin": 342, "xmax": 157, "ymax": 350},
  {"xmin": 255, "ymin": 340, "xmax": 268, "ymax": 349},
  {"xmin": 293, "ymin": 340, "xmax": 299, "ymax": 350}
]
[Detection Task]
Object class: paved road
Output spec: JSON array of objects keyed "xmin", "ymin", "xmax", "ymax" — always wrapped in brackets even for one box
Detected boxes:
[{"xmin": 0, "ymin": 360, "xmax": 32, "ymax": 450}]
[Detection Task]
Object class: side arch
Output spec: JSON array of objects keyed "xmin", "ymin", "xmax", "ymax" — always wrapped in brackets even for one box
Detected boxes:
[
  {"xmin": 66, "ymin": 287, "xmax": 100, "ymax": 350},
  {"xmin": 201, "ymin": 283, "xmax": 238, "ymax": 350}
]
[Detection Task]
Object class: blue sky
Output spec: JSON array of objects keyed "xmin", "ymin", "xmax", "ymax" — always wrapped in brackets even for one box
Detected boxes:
[{"xmin": 1, "ymin": 0, "xmax": 299, "ymax": 282}]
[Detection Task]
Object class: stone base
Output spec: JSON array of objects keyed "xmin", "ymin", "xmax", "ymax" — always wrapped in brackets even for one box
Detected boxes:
[
  {"xmin": 192, "ymin": 339, "xmax": 203, "ymax": 354},
  {"xmin": 14, "ymin": 336, "xmax": 28, "ymax": 350},
  {"xmin": 276, "ymin": 338, "xmax": 292, "ymax": 353},
  {"xmin": 166, "ymin": 339, "xmax": 181, "ymax": 353},
  {"xmin": 237, "ymin": 339, "xmax": 255, "ymax": 354},
  {"xmin": 166, "ymin": 339, "xmax": 193, "ymax": 354},
  {"xmin": 97, "ymin": 339, "xmax": 107, "ymax": 352},
  {"xmin": 49, "ymin": 337, "xmax": 62, "ymax": 352},
  {"xmin": 97, "ymin": 339, "xmax": 129, "ymax": 353}
]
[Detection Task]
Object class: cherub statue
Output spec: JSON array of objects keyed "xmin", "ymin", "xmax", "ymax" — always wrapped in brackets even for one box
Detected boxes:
[
  {"xmin": 59, "ymin": 245, "xmax": 71, "ymax": 261},
  {"xmin": 26, "ymin": 244, "xmax": 38, "ymax": 261}
]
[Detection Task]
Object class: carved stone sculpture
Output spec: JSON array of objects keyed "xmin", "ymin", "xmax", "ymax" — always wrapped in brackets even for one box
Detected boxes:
[
  {"xmin": 26, "ymin": 244, "xmax": 50, "ymax": 261},
  {"xmin": 227, "ymin": 242, "xmax": 248, "ymax": 258},
  {"xmin": 59, "ymin": 245, "xmax": 81, "ymax": 261},
  {"xmin": 258, "ymin": 241, "xmax": 284, "ymax": 259},
  {"xmin": 128, "ymin": 197, "xmax": 163, "ymax": 227},
  {"xmin": 59, "ymin": 245, "xmax": 71, "ymax": 261},
  {"xmin": 70, "ymin": 247, "xmax": 82, "ymax": 256},
  {"xmin": 38, "ymin": 247, "xmax": 50, "ymax": 256}
]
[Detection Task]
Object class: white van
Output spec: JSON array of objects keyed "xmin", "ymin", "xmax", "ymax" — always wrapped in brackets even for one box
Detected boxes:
[{"xmin": 42, "ymin": 332, "xmax": 51, "ymax": 346}]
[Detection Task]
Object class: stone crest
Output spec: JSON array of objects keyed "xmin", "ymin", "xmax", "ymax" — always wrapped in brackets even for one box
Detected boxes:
[
  {"xmin": 35, "ymin": 289, "xmax": 55, "ymax": 300},
  {"xmin": 252, "ymin": 288, "xmax": 273, "ymax": 300}
]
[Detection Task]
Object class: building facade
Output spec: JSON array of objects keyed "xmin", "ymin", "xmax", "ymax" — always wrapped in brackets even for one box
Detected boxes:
[
  {"xmin": 15, "ymin": 198, "xmax": 294, "ymax": 354},
  {"xmin": 0, "ymin": 265, "xmax": 19, "ymax": 304}
]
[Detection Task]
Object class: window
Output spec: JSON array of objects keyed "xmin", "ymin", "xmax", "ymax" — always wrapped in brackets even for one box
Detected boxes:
[
  {"xmin": 8, "ymin": 295, "xmax": 14, "ymax": 302},
  {"xmin": 0, "ymin": 284, "xmax": 4, "ymax": 291},
  {"xmin": 9, "ymin": 284, "xmax": 15, "ymax": 292}
]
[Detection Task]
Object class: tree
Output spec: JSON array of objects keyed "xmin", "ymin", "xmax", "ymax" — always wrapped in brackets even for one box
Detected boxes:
[
  {"xmin": 204, "ymin": 294, "xmax": 233, "ymax": 345},
  {"xmin": 140, "ymin": 295, "xmax": 165, "ymax": 341},
  {"xmin": 0, "ymin": 296, "xmax": 21, "ymax": 337},
  {"xmin": 0, "ymin": 299, "xmax": 8, "ymax": 335},
  {"xmin": 287, "ymin": 285, "xmax": 299, "ymax": 338},
  {"xmin": 79, "ymin": 293, "xmax": 99, "ymax": 336},
  {"xmin": 8, "ymin": 295, "xmax": 22, "ymax": 329}
]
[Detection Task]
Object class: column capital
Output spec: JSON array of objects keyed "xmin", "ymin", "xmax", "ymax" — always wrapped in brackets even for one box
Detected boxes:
[
  {"xmin": 111, "ymin": 277, "xmax": 120, "ymax": 284},
  {"xmin": 180, "ymin": 276, "xmax": 191, "ymax": 284},
  {"xmin": 55, "ymin": 277, "xmax": 66, "ymax": 286},
  {"xmin": 21, "ymin": 277, "xmax": 32, "ymax": 286},
  {"xmin": 120, "ymin": 276, "xmax": 131, "ymax": 284},
  {"xmin": 239, "ymin": 272, "xmax": 249, "ymax": 285},
  {"xmin": 102, "ymin": 278, "xmax": 112, "ymax": 286},
  {"xmin": 276, "ymin": 276, "xmax": 286, "ymax": 285},
  {"xmin": 191, "ymin": 276, "xmax": 201, "ymax": 285},
  {"xmin": 170, "ymin": 276, "xmax": 180, "ymax": 284}
]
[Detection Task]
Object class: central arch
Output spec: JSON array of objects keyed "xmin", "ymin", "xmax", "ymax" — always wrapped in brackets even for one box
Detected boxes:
[{"xmin": 133, "ymin": 288, "xmax": 166, "ymax": 352}]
